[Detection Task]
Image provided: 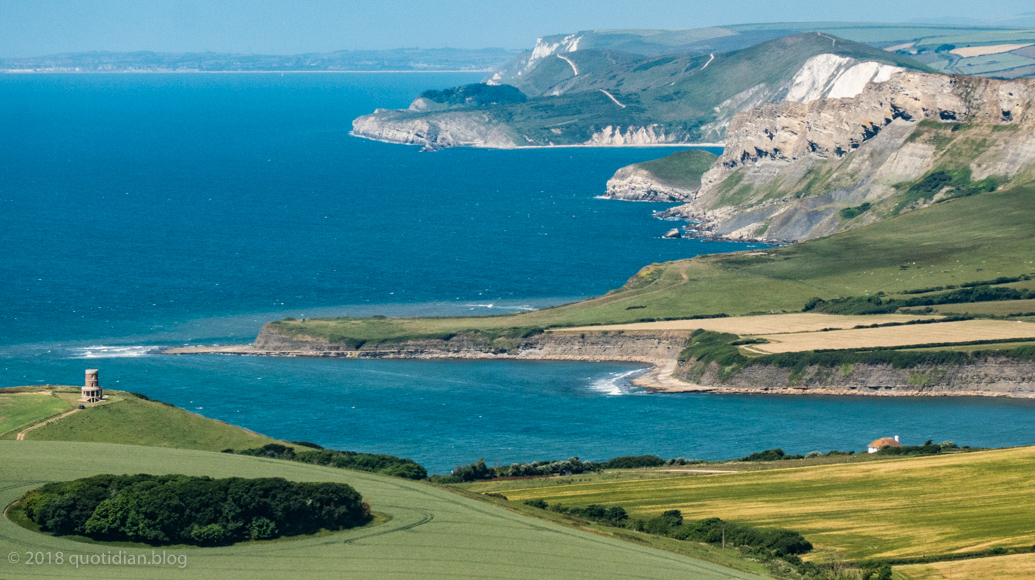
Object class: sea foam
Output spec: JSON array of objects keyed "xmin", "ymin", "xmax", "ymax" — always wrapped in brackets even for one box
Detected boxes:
[
  {"xmin": 69, "ymin": 345, "xmax": 160, "ymax": 359},
  {"xmin": 587, "ymin": 369, "xmax": 645, "ymax": 396}
]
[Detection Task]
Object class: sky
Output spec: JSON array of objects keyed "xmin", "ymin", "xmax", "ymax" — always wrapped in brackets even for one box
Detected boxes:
[{"xmin": 1, "ymin": 0, "xmax": 1034, "ymax": 57}]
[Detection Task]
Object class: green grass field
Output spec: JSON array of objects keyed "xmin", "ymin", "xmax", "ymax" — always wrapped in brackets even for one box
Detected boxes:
[
  {"xmin": 0, "ymin": 441, "xmax": 766, "ymax": 579},
  {"xmin": 15, "ymin": 390, "xmax": 282, "ymax": 451},
  {"xmin": 272, "ymin": 185, "xmax": 1035, "ymax": 344},
  {"xmin": 932, "ymin": 298, "xmax": 1035, "ymax": 317},
  {"xmin": 0, "ymin": 392, "xmax": 73, "ymax": 439},
  {"xmin": 477, "ymin": 447, "xmax": 1035, "ymax": 563}
]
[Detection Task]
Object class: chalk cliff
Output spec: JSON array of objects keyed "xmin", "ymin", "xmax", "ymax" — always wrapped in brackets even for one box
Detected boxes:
[{"xmin": 649, "ymin": 72, "xmax": 1035, "ymax": 242}]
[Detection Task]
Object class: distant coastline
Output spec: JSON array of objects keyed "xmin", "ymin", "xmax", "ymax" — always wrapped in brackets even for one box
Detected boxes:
[
  {"xmin": 0, "ymin": 69, "xmax": 496, "ymax": 74},
  {"xmin": 348, "ymin": 129, "xmax": 723, "ymax": 149}
]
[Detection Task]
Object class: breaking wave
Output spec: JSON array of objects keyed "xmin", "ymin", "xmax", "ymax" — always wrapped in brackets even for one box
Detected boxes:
[
  {"xmin": 68, "ymin": 345, "xmax": 161, "ymax": 359},
  {"xmin": 587, "ymin": 369, "xmax": 645, "ymax": 396}
]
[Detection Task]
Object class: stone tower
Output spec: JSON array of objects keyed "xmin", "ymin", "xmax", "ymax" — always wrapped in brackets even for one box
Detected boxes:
[{"xmin": 82, "ymin": 369, "xmax": 103, "ymax": 403}]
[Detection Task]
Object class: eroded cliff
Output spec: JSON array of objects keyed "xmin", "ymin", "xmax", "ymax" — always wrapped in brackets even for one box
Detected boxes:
[
  {"xmin": 674, "ymin": 358, "xmax": 1035, "ymax": 397},
  {"xmin": 653, "ymin": 72, "xmax": 1035, "ymax": 242}
]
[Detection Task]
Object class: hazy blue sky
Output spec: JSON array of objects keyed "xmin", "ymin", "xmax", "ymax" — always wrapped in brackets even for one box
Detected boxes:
[{"xmin": 1, "ymin": 0, "xmax": 1034, "ymax": 57}]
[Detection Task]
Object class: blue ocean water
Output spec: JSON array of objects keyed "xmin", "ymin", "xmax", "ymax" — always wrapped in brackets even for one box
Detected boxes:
[{"xmin": 2, "ymin": 73, "xmax": 1034, "ymax": 473}]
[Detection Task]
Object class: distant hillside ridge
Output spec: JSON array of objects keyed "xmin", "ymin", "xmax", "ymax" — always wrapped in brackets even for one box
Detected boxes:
[
  {"xmin": 485, "ymin": 24, "xmax": 1035, "ymax": 87},
  {"xmin": 0, "ymin": 48, "xmax": 519, "ymax": 73},
  {"xmin": 648, "ymin": 72, "xmax": 1035, "ymax": 242},
  {"xmin": 352, "ymin": 33, "xmax": 926, "ymax": 150}
]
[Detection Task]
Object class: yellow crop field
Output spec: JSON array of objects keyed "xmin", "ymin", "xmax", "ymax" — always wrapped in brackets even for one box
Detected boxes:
[
  {"xmin": 752, "ymin": 319, "xmax": 1035, "ymax": 353},
  {"xmin": 897, "ymin": 552, "xmax": 1035, "ymax": 579},
  {"xmin": 951, "ymin": 43, "xmax": 1033, "ymax": 57},
  {"xmin": 552, "ymin": 313, "xmax": 935, "ymax": 336},
  {"xmin": 491, "ymin": 446, "xmax": 1035, "ymax": 562}
]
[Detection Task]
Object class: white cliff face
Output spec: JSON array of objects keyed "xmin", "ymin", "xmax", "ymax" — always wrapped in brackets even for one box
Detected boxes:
[
  {"xmin": 586, "ymin": 125, "xmax": 673, "ymax": 146},
  {"xmin": 785, "ymin": 54, "xmax": 904, "ymax": 103},
  {"xmin": 697, "ymin": 55, "xmax": 902, "ymax": 142},
  {"xmin": 528, "ymin": 34, "xmax": 582, "ymax": 69}
]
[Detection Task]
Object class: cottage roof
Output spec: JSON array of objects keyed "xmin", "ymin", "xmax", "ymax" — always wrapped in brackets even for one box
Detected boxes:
[{"xmin": 868, "ymin": 437, "xmax": 903, "ymax": 448}]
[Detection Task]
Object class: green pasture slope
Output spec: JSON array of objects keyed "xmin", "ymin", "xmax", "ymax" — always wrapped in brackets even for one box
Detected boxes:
[
  {"xmin": 15, "ymin": 390, "xmax": 281, "ymax": 451},
  {"xmin": 0, "ymin": 392, "xmax": 72, "ymax": 439},
  {"xmin": 0, "ymin": 441, "xmax": 765, "ymax": 580},
  {"xmin": 269, "ymin": 185, "xmax": 1035, "ymax": 343}
]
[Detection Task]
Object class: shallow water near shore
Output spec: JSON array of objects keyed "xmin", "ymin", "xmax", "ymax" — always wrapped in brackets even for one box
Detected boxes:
[
  {"xmin": 7, "ymin": 351, "xmax": 1035, "ymax": 473},
  {"xmin": 3, "ymin": 72, "xmax": 1035, "ymax": 472}
]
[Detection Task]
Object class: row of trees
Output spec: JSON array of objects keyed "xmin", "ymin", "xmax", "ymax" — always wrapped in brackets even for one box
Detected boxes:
[
  {"xmin": 234, "ymin": 443, "xmax": 428, "ymax": 480},
  {"xmin": 803, "ymin": 284, "xmax": 1035, "ymax": 315},
  {"xmin": 441, "ymin": 454, "xmax": 684, "ymax": 483},
  {"xmin": 524, "ymin": 500, "xmax": 896, "ymax": 579},
  {"xmin": 526, "ymin": 500, "xmax": 812, "ymax": 556},
  {"xmin": 21, "ymin": 474, "xmax": 370, "ymax": 546}
]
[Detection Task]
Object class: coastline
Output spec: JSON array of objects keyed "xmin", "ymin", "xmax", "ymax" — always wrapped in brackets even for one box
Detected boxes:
[
  {"xmin": 163, "ymin": 342, "xmax": 1035, "ymax": 399},
  {"xmin": 347, "ymin": 130, "xmax": 724, "ymax": 150},
  {"xmin": 0, "ymin": 69, "xmax": 497, "ymax": 74}
]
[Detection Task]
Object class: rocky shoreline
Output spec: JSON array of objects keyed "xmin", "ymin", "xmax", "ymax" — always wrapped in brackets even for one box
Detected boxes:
[{"xmin": 165, "ymin": 326, "xmax": 1035, "ymax": 398}]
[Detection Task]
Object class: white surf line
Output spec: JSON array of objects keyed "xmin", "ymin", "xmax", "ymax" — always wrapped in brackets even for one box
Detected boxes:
[
  {"xmin": 700, "ymin": 53, "xmax": 715, "ymax": 70},
  {"xmin": 556, "ymin": 54, "xmax": 579, "ymax": 75},
  {"xmin": 599, "ymin": 89, "xmax": 626, "ymax": 108}
]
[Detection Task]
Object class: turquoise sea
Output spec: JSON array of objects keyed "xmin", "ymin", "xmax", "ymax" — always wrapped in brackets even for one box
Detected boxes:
[{"xmin": 2, "ymin": 73, "xmax": 1033, "ymax": 473}]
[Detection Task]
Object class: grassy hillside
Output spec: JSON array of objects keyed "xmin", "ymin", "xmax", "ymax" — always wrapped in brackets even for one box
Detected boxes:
[
  {"xmin": 0, "ymin": 390, "xmax": 74, "ymax": 439},
  {"xmin": 471, "ymin": 446, "xmax": 1035, "ymax": 563},
  {"xmin": 633, "ymin": 149, "xmax": 718, "ymax": 189},
  {"xmin": 366, "ymin": 33, "xmax": 927, "ymax": 147},
  {"xmin": 0, "ymin": 441, "xmax": 764, "ymax": 579},
  {"xmin": 494, "ymin": 25, "xmax": 1035, "ymax": 86},
  {"xmin": 686, "ymin": 113, "xmax": 1035, "ymax": 247},
  {"xmin": 10, "ymin": 388, "xmax": 281, "ymax": 451},
  {"xmin": 268, "ymin": 185, "xmax": 1035, "ymax": 344},
  {"xmin": 505, "ymin": 33, "xmax": 925, "ymax": 144}
]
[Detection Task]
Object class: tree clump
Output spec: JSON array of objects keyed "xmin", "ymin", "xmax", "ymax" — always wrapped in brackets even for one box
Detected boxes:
[{"xmin": 20, "ymin": 474, "xmax": 370, "ymax": 546}]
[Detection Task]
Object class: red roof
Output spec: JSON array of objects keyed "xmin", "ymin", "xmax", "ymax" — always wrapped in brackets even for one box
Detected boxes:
[{"xmin": 868, "ymin": 437, "xmax": 903, "ymax": 448}]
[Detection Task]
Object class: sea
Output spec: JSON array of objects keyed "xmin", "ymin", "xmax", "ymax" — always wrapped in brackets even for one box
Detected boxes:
[{"xmin": 2, "ymin": 72, "xmax": 1033, "ymax": 473}]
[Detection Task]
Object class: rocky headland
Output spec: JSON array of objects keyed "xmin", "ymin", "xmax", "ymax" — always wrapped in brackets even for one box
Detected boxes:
[{"xmin": 634, "ymin": 72, "xmax": 1035, "ymax": 243}]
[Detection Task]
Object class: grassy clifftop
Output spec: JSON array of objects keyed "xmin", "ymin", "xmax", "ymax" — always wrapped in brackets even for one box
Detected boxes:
[
  {"xmin": 633, "ymin": 149, "xmax": 718, "ymax": 189},
  {"xmin": 2, "ymin": 387, "xmax": 282, "ymax": 451}
]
